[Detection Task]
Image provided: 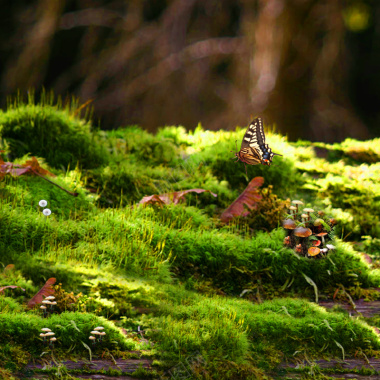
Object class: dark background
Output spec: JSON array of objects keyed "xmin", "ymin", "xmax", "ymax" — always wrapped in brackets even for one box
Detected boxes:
[{"xmin": 0, "ymin": 0, "xmax": 379, "ymax": 142}]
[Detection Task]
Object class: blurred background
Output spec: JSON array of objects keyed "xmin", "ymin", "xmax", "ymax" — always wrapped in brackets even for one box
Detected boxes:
[{"xmin": 1, "ymin": 0, "xmax": 379, "ymax": 142}]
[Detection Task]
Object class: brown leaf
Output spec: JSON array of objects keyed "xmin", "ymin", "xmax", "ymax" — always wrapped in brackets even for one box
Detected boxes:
[
  {"xmin": 23, "ymin": 157, "xmax": 56, "ymax": 177},
  {"xmin": 27, "ymin": 278, "xmax": 56, "ymax": 309},
  {"xmin": 220, "ymin": 177, "xmax": 264, "ymax": 223},
  {"xmin": 139, "ymin": 189, "xmax": 217, "ymax": 206},
  {"xmin": 4, "ymin": 264, "xmax": 15, "ymax": 272},
  {"xmin": 0, "ymin": 285, "xmax": 25, "ymax": 293},
  {"xmin": 0, "ymin": 156, "xmax": 55, "ymax": 177}
]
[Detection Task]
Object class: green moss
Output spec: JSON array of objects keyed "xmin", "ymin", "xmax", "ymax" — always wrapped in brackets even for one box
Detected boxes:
[{"xmin": 0, "ymin": 94, "xmax": 108, "ymax": 170}]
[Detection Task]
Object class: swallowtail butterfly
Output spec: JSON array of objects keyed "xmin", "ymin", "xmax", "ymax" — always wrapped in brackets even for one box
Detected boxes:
[{"xmin": 233, "ymin": 118, "xmax": 282, "ymax": 174}]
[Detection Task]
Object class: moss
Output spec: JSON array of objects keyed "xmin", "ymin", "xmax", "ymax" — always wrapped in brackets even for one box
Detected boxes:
[{"xmin": 0, "ymin": 93, "xmax": 108, "ymax": 170}]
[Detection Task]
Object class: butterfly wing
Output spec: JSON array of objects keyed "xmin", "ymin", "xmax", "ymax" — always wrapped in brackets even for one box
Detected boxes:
[
  {"xmin": 238, "ymin": 118, "xmax": 264, "ymax": 165},
  {"xmin": 239, "ymin": 117, "xmax": 282, "ymax": 166}
]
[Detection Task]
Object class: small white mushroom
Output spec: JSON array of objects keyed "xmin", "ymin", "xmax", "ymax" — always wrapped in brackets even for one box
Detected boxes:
[
  {"xmin": 39, "ymin": 200, "xmax": 48, "ymax": 208},
  {"xmin": 45, "ymin": 296, "xmax": 55, "ymax": 300},
  {"xmin": 326, "ymin": 244, "xmax": 336, "ymax": 250},
  {"xmin": 45, "ymin": 332, "xmax": 55, "ymax": 337},
  {"xmin": 94, "ymin": 326, "xmax": 104, "ymax": 331},
  {"xmin": 291, "ymin": 200, "xmax": 304, "ymax": 214},
  {"xmin": 301, "ymin": 213, "xmax": 309, "ymax": 223},
  {"xmin": 289, "ymin": 206, "xmax": 297, "ymax": 217},
  {"xmin": 42, "ymin": 300, "xmax": 52, "ymax": 305},
  {"xmin": 50, "ymin": 337, "xmax": 57, "ymax": 342},
  {"xmin": 41, "ymin": 328, "xmax": 51, "ymax": 332},
  {"xmin": 303, "ymin": 208, "xmax": 315, "ymax": 220}
]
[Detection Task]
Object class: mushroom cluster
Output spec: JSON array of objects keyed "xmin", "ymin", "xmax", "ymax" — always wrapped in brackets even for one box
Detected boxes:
[
  {"xmin": 40, "ymin": 327, "xmax": 56, "ymax": 348},
  {"xmin": 40, "ymin": 295, "xmax": 57, "ymax": 317},
  {"xmin": 282, "ymin": 200, "xmax": 336, "ymax": 258},
  {"xmin": 89, "ymin": 326, "xmax": 106, "ymax": 345}
]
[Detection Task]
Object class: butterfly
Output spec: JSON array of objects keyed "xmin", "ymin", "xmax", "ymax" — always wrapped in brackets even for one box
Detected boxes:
[{"xmin": 232, "ymin": 118, "xmax": 282, "ymax": 176}]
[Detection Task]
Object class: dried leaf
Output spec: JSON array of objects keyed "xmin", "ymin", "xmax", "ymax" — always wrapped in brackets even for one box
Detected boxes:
[
  {"xmin": 4, "ymin": 264, "xmax": 15, "ymax": 272},
  {"xmin": 0, "ymin": 285, "xmax": 25, "ymax": 293},
  {"xmin": 27, "ymin": 278, "xmax": 56, "ymax": 309},
  {"xmin": 220, "ymin": 177, "xmax": 264, "ymax": 223},
  {"xmin": 139, "ymin": 189, "xmax": 217, "ymax": 206}
]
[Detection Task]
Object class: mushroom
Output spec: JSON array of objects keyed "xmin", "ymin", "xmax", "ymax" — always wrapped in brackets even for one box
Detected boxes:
[
  {"xmin": 283, "ymin": 219, "xmax": 297, "ymax": 247},
  {"xmin": 302, "ymin": 208, "xmax": 315, "ymax": 221},
  {"xmin": 40, "ymin": 305, "xmax": 47, "ymax": 316},
  {"xmin": 308, "ymin": 247, "xmax": 320, "ymax": 257},
  {"xmin": 301, "ymin": 213, "xmax": 309, "ymax": 223},
  {"xmin": 313, "ymin": 218, "xmax": 324, "ymax": 233},
  {"xmin": 91, "ymin": 331, "xmax": 101, "ymax": 335},
  {"xmin": 316, "ymin": 232, "xmax": 328, "ymax": 246},
  {"xmin": 45, "ymin": 296, "xmax": 55, "ymax": 300},
  {"xmin": 292, "ymin": 200, "xmax": 304, "ymax": 214},
  {"xmin": 94, "ymin": 326, "xmax": 104, "ymax": 331},
  {"xmin": 49, "ymin": 337, "xmax": 57, "ymax": 347},
  {"xmin": 329, "ymin": 218, "xmax": 337, "ymax": 226},
  {"xmin": 41, "ymin": 328, "xmax": 52, "ymax": 332},
  {"xmin": 321, "ymin": 248, "xmax": 328, "ymax": 254},
  {"xmin": 40, "ymin": 333, "xmax": 47, "ymax": 342},
  {"xmin": 284, "ymin": 236, "xmax": 291, "ymax": 246},
  {"xmin": 45, "ymin": 332, "xmax": 55, "ymax": 337},
  {"xmin": 295, "ymin": 244, "xmax": 302, "ymax": 253},
  {"xmin": 98, "ymin": 331, "xmax": 106, "ymax": 342},
  {"xmin": 89, "ymin": 336, "xmax": 96, "ymax": 345},
  {"xmin": 283, "ymin": 219, "xmax": 296, "ymax": 230},
  {"xmin": 42, "ymin": 300, "xmax": 52, "ymax": 305},
  {"xmin": 289, "ymin": 206, "xmax": 297, "ymax": 218},
  {"xmin": 294, "ymin": 227, "xmax": 312, "ymax": 255},
  {"xmin": 326, "ymin": 244, "xmax": 336, "ymax": 250},
  {"xmin": 312, "ymin": 240, "xmax": 321, "ymax": 246}
]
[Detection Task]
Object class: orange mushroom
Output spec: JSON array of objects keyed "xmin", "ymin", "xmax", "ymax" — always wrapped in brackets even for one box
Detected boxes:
[{"xmin": 308, "ymin": 247, "xmax": 320, "ymax": 257}]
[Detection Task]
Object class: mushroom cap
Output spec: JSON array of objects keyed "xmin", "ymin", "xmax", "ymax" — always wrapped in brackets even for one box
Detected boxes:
[
  {"xmin": 326, "ymin": 244, "xmax": 336, "ymax": 250},
  {"xmin": 308, "ymin": 247, "xmax": 321, "ymax": 257},
  {"xmin": 316, "ymin": 232, "xmax": 328, "ymax": 237},
  {"xmin": 301, "ymin": 213, "xmax": 308, "ymax": 219},
  {"xmin": 313, "ymin": 218, "xmax": 323, "ymax": 226},
  {"xmin": 45, "ymin": 332, "xmax": 55, "ymax": 336},
  {"xmin": 330, "ymin": 218, "xmax": 337, "ymax": 225},
  {"xmin": 91, "ymin": 331, "xmax": 101, "ymax": 335},
  {"xmin": 42, "ymin": 300, "xmax": 52, "ymax": 304},
  {"xmin": 289, "ymin": 206, "xmax": 297, "ymax": 210},
  {"xmin": 45, "ymin": 296, "xmax": 55, "ymax": 300},
  {"xmin": 99, "ymin": 332, "xmax": 106, "ymax": 336},
  {"xmin": 89, "ymin": 336, "xmax": 96, "ymax": 340},
  {"xmin": 303, "ymin": 208, "xmax": 315, "ymax": 213},
  {"xmin": 94, "ymin": 326, "xmax": 104, "ymax": 331},
  {"xmin": 294, "ymin": 227, "xmax": 312, "ymax": 237},
  {"xmin": 40, "ymin": 305, "xmax": 47, "ymax": 309},
  {"xmin": 322, "ymin": 248, "xmax": 328, "ymax": 253},
  {"xmin": 50, "ymin": 337, "xmax": 57, "ymax": 341},
  {"xmin": 40, "ymin": 333, "xmax": 46, "ymax": 337},
  {"xmin": 312, "ymin": 240, "xmax": 321, "ymax": 246},
  {"xmin": 41, "ymin": 328, "xmax": 51, "ymax": 332},
  {"xmin": 292, "ymin": 200, "xmax": 304, "ymax": 205},
  {"xmin": 50, "ymin": 301, "xmax": 57, "ymax": 305},
  {"xmin": 283, "ymin": 219, "xmax": 296, "ymax": 229}
]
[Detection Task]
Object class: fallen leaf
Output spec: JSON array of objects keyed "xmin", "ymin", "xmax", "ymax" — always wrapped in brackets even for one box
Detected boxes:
[
  {"xmin": 220, "ymin": 177, "xmax": 264, "ymax": 223},
  {"xmin": 27, "ymin": 278, "xmax": 56, "ymax": 309},
  {"xmin": 0, "ymin": 285, "xmax": 25, "ymax": 293}
]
